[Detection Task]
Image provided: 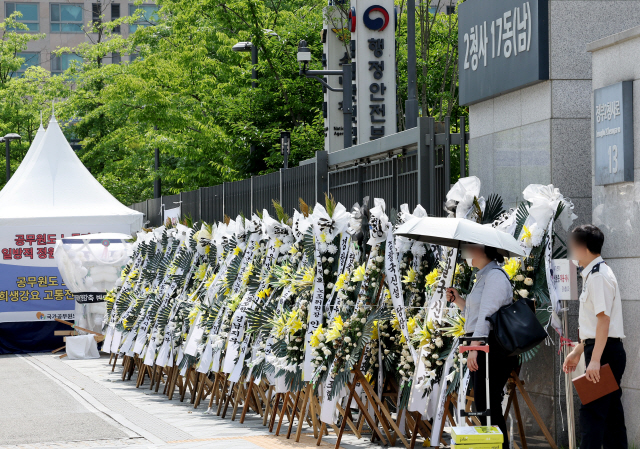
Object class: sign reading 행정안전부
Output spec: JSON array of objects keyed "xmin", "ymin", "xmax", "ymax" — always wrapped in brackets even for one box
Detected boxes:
[
  {"xmin": 458, "ymin": 0, "xmax": 549, "ymax": 106},
  {"xmin": 352, "ymin": 0, "xmax": 396, "ymax": 143},
  {"xmin": 594, "ymin": 81, "xmax": 634, "ymax": 186}
]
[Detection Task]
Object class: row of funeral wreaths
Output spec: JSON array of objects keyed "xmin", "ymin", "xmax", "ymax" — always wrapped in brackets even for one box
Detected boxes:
[{"xmin": 102, "ymin": 176, "xmax": 577, "ymax": 429}]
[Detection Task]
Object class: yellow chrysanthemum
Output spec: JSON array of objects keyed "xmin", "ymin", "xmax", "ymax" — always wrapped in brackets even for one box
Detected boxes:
[
  {"xmin": 205, "ymin": 245, "xmax": 211, "ymax": 254},
  {"xmin": 371, "ymin": 321, "xmax": 379, "ymax": 340},
  {"xmin": 241, "ymin": 263, "xmax": 254, "ymax": 284},
  {"xmin": 442, "ymin": 315, "xmax": 466, "ymax": 338},
  {"xmin": 271, "ymin": 314, "xmax": 287, "ymax": 337},
  {"xmin": 391, "ymin": 315, "xmax": 400, "ymax": 331},
  {"xmin": 319, "ymin": 232, "xmax": 328, "ymax": 243},
  {"xmin": 425, "ymin": 268, "xmax": 440, "ymax": 287},
  {"xmin": 414, "ymin": 320, "xmax": 434, "ymax": 347},
  {"xmin": 257, "ymin": 287, "xmax": 272, "ymax": 300},
  {"xmin": 233, "ymin": 246, "xmax": 242, "ymax": 256},
  {"xmin": 195, "ymin": 263, "xmax": 208, "ymax": 281},
  {"xmin": 127, "ymin": 269, "xmax": 139, "ymax": 280},
  {"xmin": 228, "ymin": 294, "xmax": 242, "ymax": 312},
  {"xmin": 351, "ymin": 264, "xmax": 366, "ymax": 282},
  {"xmin": 310, "ymin": 324, "xmax": 324, "ymax": 347},
  {"xmin": 286, "ymin": 310, "xmax": 303, "ymax": 334},
  {"xmin": 188, "ymin": 307, "xmax": 199, "ymax": 326},
  {"xmin": 407, "ymin": 317, "xmax": 417, "ymax": 335},
  {"xmin": 402, "ymin": 267, "xmax": 417, "ymax": 284},
  {"xmin": 520, "ymin": 225, "xmax": 532, "ymax": 244},
  {"xmin": 503, "ymin": 258, "xmax": 521, "ymax": 280},
  {"xmin": 301, "ymin": 267, "xmax": 315, "ymax": 284},
  {"xmin": 325, "ymin": 315, "xmax": 344, "ymax": 342},
  {"xmin": 289, "ymin": 245, "xmax": 299, "ymax": 255},
  {"xmin": 335, "ymin": 273, "xmax": 348, "ymax": 291},
  {"xmin": 274, "ymin": 239, "xmax": 283, "ymax": 248}
]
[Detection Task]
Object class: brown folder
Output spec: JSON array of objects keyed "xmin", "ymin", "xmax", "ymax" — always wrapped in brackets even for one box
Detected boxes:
[{"xmin": 572, "ymin": 363, "xmax": 619, "ymax": 405}]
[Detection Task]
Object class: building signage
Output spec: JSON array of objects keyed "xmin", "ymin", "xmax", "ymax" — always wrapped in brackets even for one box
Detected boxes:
[
  {"xmin": 458, "ymin": 0, "xmax": 549, "ymax": 105},
  {"xmin": 594, "ymin": 81, "xmax": 634, "ymax": 185},
  {"xmin": 323, "ymin": 6, "xmax": 350, "ymax": 153},
  {"xmin": 352, "ymin": 0, "xmax": 396, "ymax": 142}
]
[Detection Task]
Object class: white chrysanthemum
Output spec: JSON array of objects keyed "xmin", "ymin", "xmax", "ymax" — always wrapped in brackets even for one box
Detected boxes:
[
  {"xmin": 327, "ymin": 244, "xmax": 338, "ymax": 254},
  {"xmin": 411, "ymin": 242, "xmax": 426, "ymax": 257}
]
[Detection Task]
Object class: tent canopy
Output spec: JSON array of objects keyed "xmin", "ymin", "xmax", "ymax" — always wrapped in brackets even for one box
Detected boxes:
[{"xmin": 0, "ymin": 115, "xmax": 143, "ymax": 232}]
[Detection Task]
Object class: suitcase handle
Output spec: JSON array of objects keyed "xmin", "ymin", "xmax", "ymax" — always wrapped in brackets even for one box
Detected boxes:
[{"xmin": 459, "ymin": 344, "xmax": 489, "ymax": 353}]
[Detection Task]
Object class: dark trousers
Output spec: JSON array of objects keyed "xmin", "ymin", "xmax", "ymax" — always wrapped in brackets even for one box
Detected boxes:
[
  {"xmin": 580, "ymin": 339, "xmax": 627, "ymax": 449},
  {"xmin": 470, "ymin": 333, "xmax": 519, "ymax": 449}
]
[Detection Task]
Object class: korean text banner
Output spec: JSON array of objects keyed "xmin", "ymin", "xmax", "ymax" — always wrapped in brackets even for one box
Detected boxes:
[{"xmin": 0, "ymin": 225, "xmax": 121, "ymax": 322}]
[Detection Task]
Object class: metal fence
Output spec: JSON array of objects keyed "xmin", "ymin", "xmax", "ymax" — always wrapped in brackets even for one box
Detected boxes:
[{"xmin": 130, "ymin": 117, "xmax": 468, "ymax": 227}]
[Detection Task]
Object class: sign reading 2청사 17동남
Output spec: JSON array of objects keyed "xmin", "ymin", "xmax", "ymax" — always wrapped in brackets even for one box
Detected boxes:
[
  {"xmin": 458, "ymin": 0, "xmax": 549, "ymax": 105},
  {"xmin": 594, "ymin": 81, "xmax": 634, "ymax": 186}
]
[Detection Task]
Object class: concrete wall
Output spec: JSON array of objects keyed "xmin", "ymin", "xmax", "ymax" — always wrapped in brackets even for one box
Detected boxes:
[
  {"xmin": 589, "ymin": 25, "xmax": 640, "ymax": 445},
  {"xmin": 468, "ymin": 2, "xmax": 640, "ymax": 446}
]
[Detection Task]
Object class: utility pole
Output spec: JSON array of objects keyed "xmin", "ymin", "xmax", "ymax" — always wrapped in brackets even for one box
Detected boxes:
[
  {"xmin": 405, "ymin": 0, "xmax": 419, "ymax": 129},
  {"xmin": 154, "ymin": 125, "xmax": 160, "ymax": 198}
]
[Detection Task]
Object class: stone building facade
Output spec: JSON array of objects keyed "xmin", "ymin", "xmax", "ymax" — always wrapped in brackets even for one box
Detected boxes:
[{"xmin": 468, "ymin": 1, "xmax": 640, "ymax": 446}]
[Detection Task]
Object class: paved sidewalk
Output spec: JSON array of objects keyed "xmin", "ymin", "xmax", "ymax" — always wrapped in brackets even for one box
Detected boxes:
[{"xmin": 1, "ymin": 353, "xmax": 371, "ymax": 449}]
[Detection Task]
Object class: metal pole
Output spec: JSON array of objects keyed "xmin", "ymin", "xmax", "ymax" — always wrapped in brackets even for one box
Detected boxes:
[
  {"xmin": 251, "ymin": 44, "xmax": 258, "ymax": 89},
  {"xmin": 283, "ymin": 151, "xmax": 289, "ymax": 169},
  {"xmin": 250, "ymin": 43, "xmax": 258, "ymax": 162},
  {"xmin": 154, "ymin": 147, "xmax": 161, "ymax": 198},
  {"xmin": 405, "ymin": 0, "xmax": 419, "ymax": 129},
  {"xmin": 342, "ymin": 62, "xmax": 352, "ymax": 149},
  {"xmin": 563, "ymin": 302, "xmax": 577, "ymax": 449},
  {"xmin": 5, "ymin": 139, "xmax": 10, "ymax": 182}
]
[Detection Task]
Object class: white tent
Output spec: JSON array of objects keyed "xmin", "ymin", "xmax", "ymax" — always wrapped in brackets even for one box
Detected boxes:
[
  {"xmin": 0, "ymin": 115, "xmax": 143, "ymax": 230},
  {"xmin": 0, "ymin": 113, "xmax": 143, "ymax": 343}
]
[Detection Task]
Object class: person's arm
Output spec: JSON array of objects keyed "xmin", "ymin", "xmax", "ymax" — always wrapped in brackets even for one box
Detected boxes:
[
  {"xmin": 446, "ymin": 287, "xmax": 465, "ymax": 310},
  {"xmin": 584, "ymin": 273, "xmax": 614, "ymax": 382},
  {"xmin": 585, "ymin": 312, "xmax": 610, "ymax": 383},
  {"xmin": 563, "ymin": 342, "xmax": 584, "ymax": 373}
]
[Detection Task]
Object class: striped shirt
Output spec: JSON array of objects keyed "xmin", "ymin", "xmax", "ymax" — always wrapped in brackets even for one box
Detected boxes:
[{"xmin": 464, "ymin": 260, "xmax": 513, "ymax": 338}]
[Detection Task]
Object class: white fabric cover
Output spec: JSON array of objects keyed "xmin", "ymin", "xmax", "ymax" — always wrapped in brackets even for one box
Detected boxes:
[
  {"xmin": 0, "ymin": 116, "xmax": 142, "ymax": 232},
  {"xmin": 66, "ymin": 334, "xmax": 100, "ymax": 360}
]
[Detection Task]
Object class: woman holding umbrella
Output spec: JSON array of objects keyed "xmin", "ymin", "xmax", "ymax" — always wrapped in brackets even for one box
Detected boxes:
[
  {"xmin": 447, "ymin": 244, "xmax": 518, "ymax": 449},
  {"xmin": 395, "ymin": 216, "xmax": 526, "ymax": 449}
]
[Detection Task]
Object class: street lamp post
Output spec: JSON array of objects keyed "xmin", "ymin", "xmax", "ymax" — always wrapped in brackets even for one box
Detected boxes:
[
  {"xmin": 232, "ymin": 41, "xmax": 259, "ymax": 160},
  {"xmin": 297, "ymin": 40, "xmax": 353, "ymax": 149},
  {"xmin": 2, "ymin": 133, "xmax": 21, "ymax": 182},
  {"xmin": 280, "ymin": 131, "xmax": 291, "ymax": 169}
]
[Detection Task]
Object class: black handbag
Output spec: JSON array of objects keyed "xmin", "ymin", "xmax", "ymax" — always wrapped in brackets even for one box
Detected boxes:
[{"xmin": 486, "ymin": 297, "xmax": 548, "ymax": 357}]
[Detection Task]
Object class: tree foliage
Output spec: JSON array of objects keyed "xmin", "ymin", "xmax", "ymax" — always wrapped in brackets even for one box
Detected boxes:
[{"xmin": 0, "ymin": 0, "xmax": 466, "ymax": 205}]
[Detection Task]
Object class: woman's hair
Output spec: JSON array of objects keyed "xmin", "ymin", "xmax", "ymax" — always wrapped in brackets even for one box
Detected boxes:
[{"xmin": 484, "ymin": 245, "xmax": 505, "ymax": 264}]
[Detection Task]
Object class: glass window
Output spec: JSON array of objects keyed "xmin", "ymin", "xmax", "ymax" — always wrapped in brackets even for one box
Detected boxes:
[
  {"xmin": 51, "ymin": 53, "xmax": 83, "ymax": 74},
  {"xmin": 50, "ymin": 3, "xmax": 84, "ymax": 33},
  {"xmin": 111, "ymin": 3, "xmax": 121, "ymax": 33},
  {"xmin": 111, "ymin": 52, "xmax": 121, "ymax": 64},
  {"xmin": 92, "ymin": 3, "xmax": 101, "ymax": 25},
  {"xmin": 13, "ymin": 52, "xmax": 40, "ymax": 77},
  {"xmin": 5, "ymin": 3, "xmax": 40, "ymax": 31},
  {"xmin": 129, "ymin": 4, "xmax": 158, "ymax": 33}
]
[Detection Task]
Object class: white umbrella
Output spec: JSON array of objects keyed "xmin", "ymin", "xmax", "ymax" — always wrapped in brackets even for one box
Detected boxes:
[{"xmin": 394, "ymin": 216, "xmax": 526, "ymax": 258}]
